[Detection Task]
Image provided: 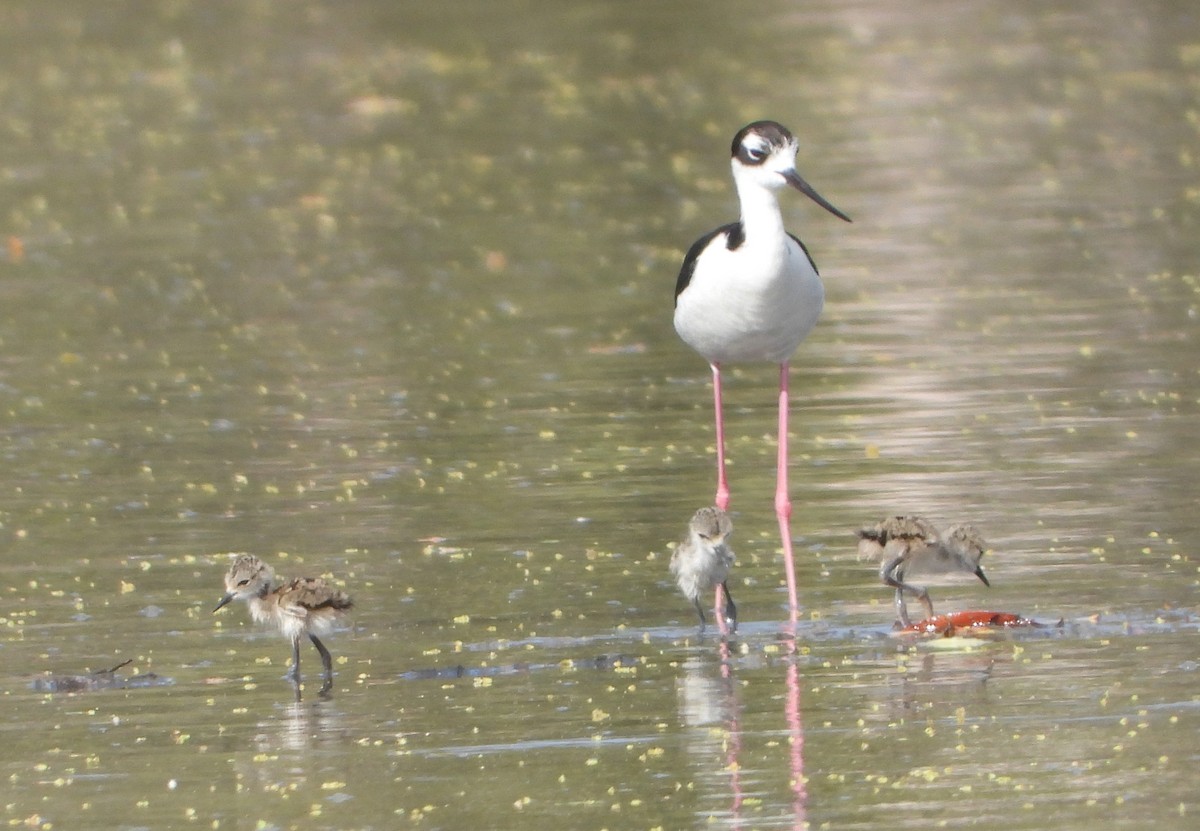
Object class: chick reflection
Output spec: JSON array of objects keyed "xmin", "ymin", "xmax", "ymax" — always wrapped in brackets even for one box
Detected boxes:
[
  {"xmin": 884, "ymin": 651, "xmax": 998, "ymax": 719},
  {"xmin": 226, "ymin": 699, "xmax": 348, "ymax": 800},
  {"xmin": 676, "ymin": 651, "xmax": 743, "ymax": 820}
]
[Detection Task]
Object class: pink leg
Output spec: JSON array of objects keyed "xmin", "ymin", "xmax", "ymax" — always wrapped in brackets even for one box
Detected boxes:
[
  {"xmin": 776, "ymin": 363, "xmax": 799, "ymax": 621},
  {"xmin": 711, "ymin": 362, "xmax": 730, "ymax": 512},
  {"xmin": 714, "ymin": 585, "xmax": 729, "ymax": 636},
  {"xmin": 784, "ymin": 635, "xmax": 807, "ymax": 824}
]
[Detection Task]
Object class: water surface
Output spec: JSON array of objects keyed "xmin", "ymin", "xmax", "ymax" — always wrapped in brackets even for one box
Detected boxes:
[{"xmin": 1, "ymin": 1, "xmax": 1197, "ymax": 828}]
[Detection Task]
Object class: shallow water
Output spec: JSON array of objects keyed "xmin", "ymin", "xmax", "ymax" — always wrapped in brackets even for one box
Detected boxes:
[{"xmin": 2, "ymin": 0, "xmax": 1198, "ymax": 828}]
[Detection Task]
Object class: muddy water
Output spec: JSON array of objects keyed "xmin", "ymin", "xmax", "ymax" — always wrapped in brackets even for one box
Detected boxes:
[{"xmin": 1, "ymin": 1, "xmax": 1197, "ymax": 828}]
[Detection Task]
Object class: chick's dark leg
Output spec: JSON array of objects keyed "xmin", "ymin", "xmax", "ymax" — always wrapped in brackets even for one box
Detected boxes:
[
  {"xmin": 290, "ymin": 637, "xmax": 302, "ymax": 683},
  {"xmin": 692, "ymin": 597, "xmax": 708, "ymax": 632},
  {"xmin": 310, "ymin": 634, "xmax": 334, "ymax": 694},
  {"xmin": 915, "ymin": 587, "xmax": 934, "ymax": 621},
  {"xmin": 881, "ymin": 556, "xmax": 921, "ymax": 627},
  {"xmin": 310, "ymin": 634, "xmax": 333, "ymax": 676}
]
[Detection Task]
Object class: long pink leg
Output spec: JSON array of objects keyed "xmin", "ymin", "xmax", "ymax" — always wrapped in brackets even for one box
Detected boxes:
[
  {"xmin": 784, "ymin": 634, "xmax": 807, "ymax": 824},
  {"xmin": 710, "ymin": 362, "xmax": 730, "ymax": 512},
  {"xmin": 714, "ymin": 585, "xmax": 729, "ymax": 636},
  {"xmin": 711, "ymin": 361, "xmax": 733, "ymax": 636},
  {"xmin": 776, "ymin": 362, "xmax": 799, "ymax": 621},
  {"xmin": 715, "ymin": 583, "xmax": 741, "ymax": 635}
]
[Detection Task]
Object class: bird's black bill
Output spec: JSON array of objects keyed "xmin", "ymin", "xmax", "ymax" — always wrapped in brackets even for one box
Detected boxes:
[
  {"xmin": 783, "ymin": 170, "xmax": 852, "ymax": 223},
  {"xmin": 975, "ymin": 566, "xmax": 991, "ymax": 587},
  {"xmin": 212, "ymin": 593, "xmax": 234, "ymax": 613}
]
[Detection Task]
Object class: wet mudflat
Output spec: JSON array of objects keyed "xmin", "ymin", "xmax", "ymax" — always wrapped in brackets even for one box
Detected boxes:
[{"xmin": 1, "ymin": 1, "xmax": 1198, "ymax": 828}]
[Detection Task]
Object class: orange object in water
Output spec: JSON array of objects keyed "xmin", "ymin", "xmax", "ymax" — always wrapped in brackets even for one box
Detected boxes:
[
  {"xmin": 7, "ymin": 236, "xmax": 24, "ymax": 264},
  {"xmin": 900, "ymin": 610, "xmax": 1041, "ymax": 636}
]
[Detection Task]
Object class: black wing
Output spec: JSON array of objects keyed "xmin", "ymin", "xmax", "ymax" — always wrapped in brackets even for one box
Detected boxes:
[
  {"xmin": 673, "ymin": 222, "xmax": 743, "ymax": 306},
  {"xmin": 788, "ymin": 232, "xmax": 820, "ymax": 275},
  {"xmin": 674, "ymin": 225, "xmax": 820, "ymax": 307}
]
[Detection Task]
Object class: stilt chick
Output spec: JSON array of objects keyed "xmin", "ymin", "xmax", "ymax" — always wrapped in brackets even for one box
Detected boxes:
[
  {"xmin": 213, "ymin": 554, "xmax": 353, "ymax": 693},
  {"xmin": 670, "ymin": 507, "xmax": 737, "ymax": 633},
  {"xmin": 857, "ymin": 516, "xmax": 989, "ymax": 627}
]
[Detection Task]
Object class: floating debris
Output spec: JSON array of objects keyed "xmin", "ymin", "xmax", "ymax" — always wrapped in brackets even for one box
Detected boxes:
[
  {"xmin": 32, "ymin": 659, "xmax": 173, "ymax": 693},
  {"xmin": 894, "ymin": 610, "xmax": 1058, "ymax": 638}
]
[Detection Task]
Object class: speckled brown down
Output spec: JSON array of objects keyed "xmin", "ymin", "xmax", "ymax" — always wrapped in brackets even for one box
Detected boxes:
[
  {"xmin": 856, "ymin": 516, "xmax": 989, "ymax": 627},
  {"xmin": 213, "ymin": 554, "xmax": 353, "ymax": 693}
]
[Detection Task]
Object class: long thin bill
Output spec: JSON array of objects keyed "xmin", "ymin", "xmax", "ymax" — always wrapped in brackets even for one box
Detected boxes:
[{"xmin": 783, "ymin": 170, "xmax": 852, "ymax": 223}]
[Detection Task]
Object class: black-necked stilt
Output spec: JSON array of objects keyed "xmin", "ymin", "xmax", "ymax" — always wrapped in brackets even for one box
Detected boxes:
[
  {"xmin": 673, "ymin": 120, "xmax": 851, "ymax": 619},
  {"xmin": 670, "ymin": 506, "xmax": 737, "ymax": 634},
  {"xmin": 856, "ymin": 516, "xmax": 990, "ymax": 626},
  {"xmin": 213, "ymin": 554, "xmax": 354, "ymax": 694}
]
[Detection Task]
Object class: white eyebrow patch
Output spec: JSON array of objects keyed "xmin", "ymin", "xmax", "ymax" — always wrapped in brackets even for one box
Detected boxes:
[{"xmin": 743, "ymin": 135, "xmax": 771, "ymax": 155}]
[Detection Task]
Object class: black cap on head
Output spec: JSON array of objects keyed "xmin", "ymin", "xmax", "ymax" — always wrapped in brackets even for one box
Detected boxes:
[{"xmin": 731, "ymin": 120, "xmax": 794, "ymax": 164}]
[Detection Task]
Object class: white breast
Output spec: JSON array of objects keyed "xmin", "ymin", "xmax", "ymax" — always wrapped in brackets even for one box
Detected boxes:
[{"xmin": 674, "ymin": 234, "xmax": 824, "ymax": 364}]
